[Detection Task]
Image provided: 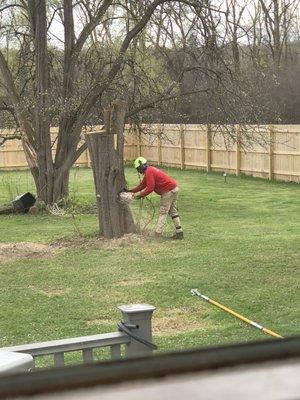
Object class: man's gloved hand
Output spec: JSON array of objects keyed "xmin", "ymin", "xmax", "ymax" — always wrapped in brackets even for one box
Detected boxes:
[{"xmin": 119, "ymin": 191, "xmax": 135, "ymax": 203}]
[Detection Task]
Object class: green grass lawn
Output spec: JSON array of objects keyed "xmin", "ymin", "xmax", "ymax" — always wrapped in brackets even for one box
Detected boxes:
[{"xmin": 0, "ymin": 167, "xmax": 299, "ymax": 360}]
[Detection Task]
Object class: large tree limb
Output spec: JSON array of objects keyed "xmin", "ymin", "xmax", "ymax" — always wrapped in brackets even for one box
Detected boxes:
[
  {"xmin": 0, "ymin": 3, "xmax": 26, "ymax": 13},
  {"xmin": 127, "ymin": 88, "xmax": 210, "ymax": 118},
  {"xmin": 0, "ymin": 50, "xmax": 35, "ymax": 148},
  {"xmin": 55, "ymin": 0, "xmax": 110, "ymax": 167},
  {"xmin": 73, "ymin": 0, "xmax": 113, "ymax": 55},
  {"xmin": 27, "ymin": 0, "xmax": 36, "ymax": 36},
  {"xmin": 60, "ymin": 0, "xmax": 198, "ymax": 169},
  {"xmin": 74, "ymin": 141, "xmax": 88, "ymax": 161},
  {"xmin": 58, "ymin": 0, "xmax": 224, "ymax": 176},
  {"xmin": 76, "ymin": 0, "xmax": 171, "ymax": 123},
  {"xmin": 0, "ymin": 133, "xmax": 22, "ymax": 146},
  {"xmin": 34, "ymin": 0, "xmax": 54, "ymax": 202},
  {"xmin": 58, "ymin": 0, "xmax": 113, "ymax": 100},
  {"xmin": 63, "ymin": 0, "xmax": 76, "ymax": 97}
]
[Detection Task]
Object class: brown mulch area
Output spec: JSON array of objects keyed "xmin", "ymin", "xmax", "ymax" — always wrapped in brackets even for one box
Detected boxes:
[
  {"xmin": 0, "ymin": 233, "xmax": 151, "ymax": 263},
  {"xmin": 0, "ymin": 242, "xmax": 63, "ymax": 264}
]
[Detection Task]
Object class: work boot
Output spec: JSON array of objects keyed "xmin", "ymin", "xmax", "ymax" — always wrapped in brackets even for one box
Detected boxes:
[{"xmin": 171, "ymin": 231, "xmax": 184, "ymax": 240}]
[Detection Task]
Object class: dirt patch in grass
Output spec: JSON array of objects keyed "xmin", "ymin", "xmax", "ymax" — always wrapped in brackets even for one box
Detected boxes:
[
  {"xmin": 0, "ymin": 242, "xmax": 63, "ymax": 264},
  {"xmin": 102, "ymin": 234, "xmax": 146, "ymax": 250},
  {"xmin": 28, "ymin": 285, "xmax": 71, "ymax": 297},
  {"xmin": 55, "ymin": 233, "xmax": 147, "ymax": 251},
  {"xmin": 153, "ymin": 307, "xmax": 205, "ymax": 335},
  {"xmin": 0, "ymin": 233, "xmax": 149, "ymax": 264}
]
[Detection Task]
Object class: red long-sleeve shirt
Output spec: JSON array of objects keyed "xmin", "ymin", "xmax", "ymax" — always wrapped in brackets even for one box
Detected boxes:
[{"xmin": 131, "ymin": 166, "xmax": 177, "ymax": 198}]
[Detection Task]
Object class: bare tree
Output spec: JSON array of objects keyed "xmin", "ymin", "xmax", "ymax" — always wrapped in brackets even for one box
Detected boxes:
[
  {"xmin": 224, "ymin": 0, "xmax": 246, "ymax": 74},
  {"xmin": 258, "ymin": 0, "xmax": 300, "ymax": 69},
  {"xmin": 0, "ymin": 0, "xmax": 211, "ymax": 238},
  {"xmin": 0, "ymin": 0, "xmax": 196, "ymax": 205}
]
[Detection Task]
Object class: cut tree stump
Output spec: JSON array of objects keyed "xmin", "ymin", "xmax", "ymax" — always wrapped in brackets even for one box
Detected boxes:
[{"xmin": 85, "ymin": 101, "xmax": 136, "ymax": 239}]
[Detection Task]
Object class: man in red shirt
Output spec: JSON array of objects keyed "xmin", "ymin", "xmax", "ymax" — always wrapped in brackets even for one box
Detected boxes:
[{"xmin": 129, "ymin": 157, "xmax": 183, "ymax": 240}]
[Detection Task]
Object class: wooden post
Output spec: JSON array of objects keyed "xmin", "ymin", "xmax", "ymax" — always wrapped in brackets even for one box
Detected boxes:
[
  {"xmin": 235, "ymin": 124, "xmax": 241, "ymax": 176},
  {"xmin": 269, "ymin": 125, "xmax": 275, "ymax": 180},
  {"xmin": 206, "ymin": 124, "xmax": 212, "ymax": 172},
  {"xmin": 137, "ymin": 129, "xmax": 142, "ymax": 157},
  {"xmin": 133, "ymin": 124, "xmax": 141, "ymax": 157},
  {"xmin": 180, "ymin": 124, "xmax": 185, "ymax": 170},
  {"xmin": 158, "ymin": 125, "xmax": 162, "ymax": 166}
]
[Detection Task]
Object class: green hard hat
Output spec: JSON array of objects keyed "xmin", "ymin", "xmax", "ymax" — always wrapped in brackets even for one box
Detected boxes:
[{"xmin": 133, "ymin": 156, "xmax": 147, "ymax": 169}]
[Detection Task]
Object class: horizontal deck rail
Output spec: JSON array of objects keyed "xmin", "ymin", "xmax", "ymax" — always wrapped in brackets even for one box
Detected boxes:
[
  {"xmin": 0, "ymin": 304, "xmax": 156, "ymax": 371},
  {"xmin": 1, "ymin": 335, "xmax": 299, "ymax": 399},
  {"xmin": 1, "ymin": 332, "xmax": 130, "ymax": 356},
  {"xmin": 1, "ymin": 332, "xmax": 130, "ymax": 368}
]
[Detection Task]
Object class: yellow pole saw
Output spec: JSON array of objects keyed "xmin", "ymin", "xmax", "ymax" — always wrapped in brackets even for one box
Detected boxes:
[{"xmin": 191, "ymin": 289, "xmax": 283, "ymax": 339}]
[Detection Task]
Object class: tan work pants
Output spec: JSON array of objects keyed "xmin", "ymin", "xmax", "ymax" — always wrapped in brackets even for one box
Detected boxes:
[{"xmin": 155, "ymin": 187, "xmax": 182, "ymax": 234}]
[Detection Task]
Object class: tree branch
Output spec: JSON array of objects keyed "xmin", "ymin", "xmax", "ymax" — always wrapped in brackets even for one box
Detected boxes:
[
  {"xmin": 0, "ymin": 49, "xmax": 35, "ymax": 147},
  {"xmin": 76, "ymin": 0, "xmax": 170, "ymax": 123},
  {"xmin": 74, "ymin": 141, "xmax": 87, "ymax": 161},
  {"xmin": 0, "ymin": 133, "xmax": 22, "ymax": 146},
  {"xmin": 73, "ymin": 0, "xmax": 113, "ymax": 55},
  {"xmin": 126, "ymin": 88, "xmax": 210, "ymax": 118},
  {"xmin": 0, "ymin": 3, "xmax": 26, "ymax": 13}
]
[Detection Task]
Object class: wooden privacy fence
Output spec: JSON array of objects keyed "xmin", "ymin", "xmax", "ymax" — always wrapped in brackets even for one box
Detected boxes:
[
  {"xmin": 0, "ymin": 124, "xmax": 300, "ymax": 183},
  {"xmin": 124, "ymin": 124, "xmax": 300, "ymax": 183}
]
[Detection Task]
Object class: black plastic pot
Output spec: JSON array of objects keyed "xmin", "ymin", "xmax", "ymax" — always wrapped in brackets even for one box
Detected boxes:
[{"xmin": 12, "ymin": 192, "xmax": 36, "ymax": 213}]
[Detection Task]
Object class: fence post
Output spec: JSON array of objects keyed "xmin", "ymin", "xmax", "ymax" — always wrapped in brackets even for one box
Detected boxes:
[
  {"xmin": 180, "ymin": 124, "xmax": 185, "ymax": 170},
  {"xmin": 269, "ymin": 125, "xmax": 275, "ymax": 180},
  {"xmin": 206, "ymin": 124, "xmax": 212, "ymax": 172},
  {"xmin": 235, "ymin": 124, "xmax": 241, "ymax": 176},
  {"xmin": 138, "ymin": 130, "xmax": 142, "ymax": 157},
  {"xmin": 133, "ymin": 124, "xmax": 141, "ymax": 157},
  {"xmin": 158, "ymin": 125, "xmax": 162, "ymax": 166},
  {"xmin": 118, "ymin": 304, "xmax": 156, "ymax": 358}
]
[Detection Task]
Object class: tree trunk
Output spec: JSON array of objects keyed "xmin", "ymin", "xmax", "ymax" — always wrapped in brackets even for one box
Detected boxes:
[
  {"xmin": 35, "ymin": 0, "xmax": 54, "ymax": 204},
  {"xmin": 22, "ymin": 136, "xmax": 70, "ymax": 204},
  {"xmin": 53, "ymin": 169, "xmax": 70, "ymax": 202},
  {"xmin": 273, "ymin": 0, "xmax": 281, "ymax": 72},
  {"xmin": 85, "ymin": 101, "xmax": 136, "ymax": 238}
]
